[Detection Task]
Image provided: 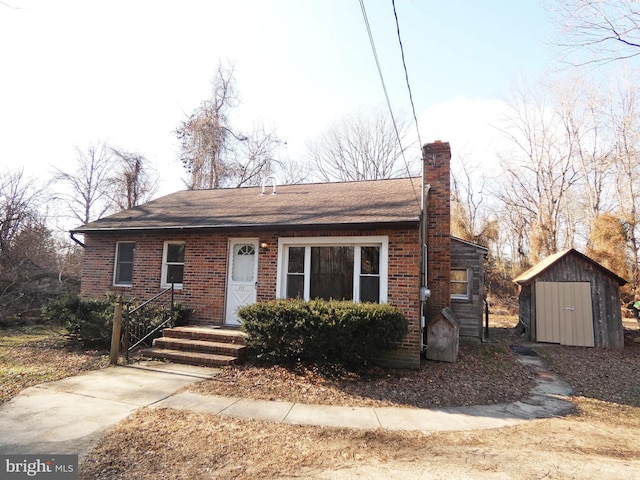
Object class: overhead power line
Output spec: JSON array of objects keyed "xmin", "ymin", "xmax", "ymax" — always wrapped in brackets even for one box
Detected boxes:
[
  {"xmin": 358, "ymin": 0, "xmax": 420, "ymax": 206},
  {"xmin": 391, "ymin": 0, "xmax": 422, "ymax": 150}
]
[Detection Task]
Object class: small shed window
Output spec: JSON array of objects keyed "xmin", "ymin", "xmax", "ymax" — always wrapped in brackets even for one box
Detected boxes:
[{"xmin": 451, "ymin": 268, "xmax": 471, "ymax": 300}]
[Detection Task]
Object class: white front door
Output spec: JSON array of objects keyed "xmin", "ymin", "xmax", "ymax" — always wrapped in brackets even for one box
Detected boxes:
[{"xmin": 225, "ymin": 239, "xmax": 259, "ymax": 326}]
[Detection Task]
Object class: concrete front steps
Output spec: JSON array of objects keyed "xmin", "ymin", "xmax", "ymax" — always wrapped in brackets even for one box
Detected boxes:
[{"xmin": 141, "ymin": 326, "xmax": 246, "ymax": 367}]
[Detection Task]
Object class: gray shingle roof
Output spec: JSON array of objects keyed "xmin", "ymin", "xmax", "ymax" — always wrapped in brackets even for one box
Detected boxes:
[
  {"xmin": 512, "ymin": 248, "xmax": 628, "ymax": 286},
  {"xmin": 71, "ymin": 177, "xmax": 422, "ymax": 233}
]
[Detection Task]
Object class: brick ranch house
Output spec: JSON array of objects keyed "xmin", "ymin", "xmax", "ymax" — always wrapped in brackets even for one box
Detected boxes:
[{"xmin": 71, "ymin": 141, "xmax": 485, "ymax": 368}]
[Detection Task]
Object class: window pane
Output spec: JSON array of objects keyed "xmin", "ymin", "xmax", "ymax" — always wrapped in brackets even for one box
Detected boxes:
[
  {"xmin": 361, "ymin": 246, "xmax": 380, "ymax": 274},
  {"xmin": 288, "ymin": 247, "xmax": 305, "ymax": 273},
  {"xmin": 451, "ymin": 283, "xmax": 468, "ymax": 296},
  {"xmin": 167, "ymin": 243, "xmax": 185, "ymax": 263},
  {"xmin": 286, "ymin": 274, "xmax": 304, "ymax": 298},
  {"xmin": 451, "ymin": 269, "xmax": 467, "ymax": 281},
  {"xmin": 118, "ymin": 243, "xmax": 134, "ymax": 263},
  {"xmin": 166, "ymin": 264, "xmax": 184, "ymax": 284},
  {"xmin": 116, "ymin": 263, "xmax": 133, "ymax": 284},
  {"xmin": 310, "ymin": 246, "xmax": 353, "ymax": 300},
  {"xmin": 360, "ymin": 276, "xmax": 380, "ymax": 303},
  {"xmin": 115, "ymin": 243, "xmax": 134, "ymax": 285}
]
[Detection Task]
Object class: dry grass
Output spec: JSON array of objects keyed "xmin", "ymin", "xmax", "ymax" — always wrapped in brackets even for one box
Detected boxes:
[
  {"xmin": 80, "ymin": 397, "xmax": 640, "ymax": 480},
  {"xmin": 0, "ymin": 325, "xmax": 110, "ymax": 403}
]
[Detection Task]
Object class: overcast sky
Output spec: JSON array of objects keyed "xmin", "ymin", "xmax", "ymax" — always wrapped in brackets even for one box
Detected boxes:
[{"xmin": 0, "ymin": 0, "xmax": 554, "ymax": 199}]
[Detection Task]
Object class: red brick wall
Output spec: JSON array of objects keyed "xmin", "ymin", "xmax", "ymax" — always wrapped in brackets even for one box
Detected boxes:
[
  {"xmin": 81, "ymin": 226, "xmax": 422, "ymax": 368},
  {"xmin": 423, "ymin": 141, "xmax": 452, "ymax": 322}
]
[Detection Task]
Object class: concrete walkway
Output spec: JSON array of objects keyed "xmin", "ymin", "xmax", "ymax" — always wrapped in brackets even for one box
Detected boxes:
[
  {"xmin": 0, "ymin": 354, "xmax": 574, "ymax": 460},
  {"xmin": 155, "ymin": 353, "xmax": 574, "ymax": 431}
]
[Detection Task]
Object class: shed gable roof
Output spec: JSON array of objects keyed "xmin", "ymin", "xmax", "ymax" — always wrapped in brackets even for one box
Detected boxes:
[
  {"xmin": 71, "ymin": 177, "xmax": 422, "ymax": 233},
  {"xmin": 513, "ymin": 248, "xmax": 627, "ymax": 286}
]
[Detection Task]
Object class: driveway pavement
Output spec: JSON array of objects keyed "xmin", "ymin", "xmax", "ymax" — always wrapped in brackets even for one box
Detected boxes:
[{"xmin": 0, "ymin": 362, "xmax": 218, "ymax": 459}]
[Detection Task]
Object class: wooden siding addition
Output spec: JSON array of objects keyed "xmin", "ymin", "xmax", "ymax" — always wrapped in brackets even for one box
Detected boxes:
[{"xmin": 450, "ymin": 237, "xmax": 486, "ymax": 340}]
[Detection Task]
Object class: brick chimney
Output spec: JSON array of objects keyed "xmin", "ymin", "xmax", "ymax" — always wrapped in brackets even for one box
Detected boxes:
[{"xmin": 423, "ymin": 141, "xmax": 451, "ymax": 322}]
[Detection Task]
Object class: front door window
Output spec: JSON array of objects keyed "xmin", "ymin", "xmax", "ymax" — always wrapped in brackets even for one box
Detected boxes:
[{"xmin": 232, "ymin": 244, "xmax": 256, "ymax": 282}]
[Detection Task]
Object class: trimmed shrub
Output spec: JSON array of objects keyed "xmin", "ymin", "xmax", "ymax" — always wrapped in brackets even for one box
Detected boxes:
[
  {"xmin": 42, "ymin": 294, "xmax": 113, "ymax": 347},
  {"xmin": 42, "ymin": 294, "xmax": 192, "ymax": 348},
  {"xmin": 238, "ymin": 299, "xmax": 408, "ymax": 368}
]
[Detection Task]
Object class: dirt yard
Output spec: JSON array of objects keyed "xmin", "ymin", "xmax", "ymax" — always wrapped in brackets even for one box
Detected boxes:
[{"xmin": 79, "ymin": 317, "xmax": 640, "ymax": 479}]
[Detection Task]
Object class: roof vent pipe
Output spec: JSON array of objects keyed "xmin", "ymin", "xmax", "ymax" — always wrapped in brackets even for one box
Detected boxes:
[{"xmin": 261, "ymin": 175, "xmax": 277, "ymax": 195}]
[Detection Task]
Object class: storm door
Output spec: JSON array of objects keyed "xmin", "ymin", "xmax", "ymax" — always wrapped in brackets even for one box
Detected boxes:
[{"xmin": 225, "ymin": 239, "xmax": 258, "ymax": 326}]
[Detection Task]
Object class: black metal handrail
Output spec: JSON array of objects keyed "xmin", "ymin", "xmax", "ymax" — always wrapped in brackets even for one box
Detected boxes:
[{"xmin": 125, "ymin": 284, "xmax": 175, "ymax": 360}]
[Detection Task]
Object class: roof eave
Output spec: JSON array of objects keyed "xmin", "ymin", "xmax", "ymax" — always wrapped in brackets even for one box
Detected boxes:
[{"xmin": 70, "ymin": 219, "xmax": 421, "ymax": 235}]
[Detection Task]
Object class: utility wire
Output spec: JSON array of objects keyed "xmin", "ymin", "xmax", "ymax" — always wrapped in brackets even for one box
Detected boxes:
[
  {"xmin": 392, "ymin": 0, "xmax": 423, "ymax": 150},
  {"xmin": 358, "ymin": 0, "xmax": 420, "ymax": 206}
]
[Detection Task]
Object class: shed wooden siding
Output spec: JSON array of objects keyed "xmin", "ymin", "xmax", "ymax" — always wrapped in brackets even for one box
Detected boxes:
[
  {"xmin": 516, "ymin": 251, "xmax": 624, "ymax": 349},
  {"xmin": 450, "ymin": 238, "xmax": 486, "ymax": 339}
]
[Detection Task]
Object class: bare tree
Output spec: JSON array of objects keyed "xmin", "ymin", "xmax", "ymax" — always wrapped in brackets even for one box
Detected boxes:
[
  {"xmin": 307, "ymin": 108, "xmax": 412, "ymax": 182},
  {"xmin": 271, "ymin": 156, "xmax": 310, "ymax": 185},
  {"xmin": 231, "ymin": 121, "xmax": 285, "ymax": 187},
  {"xmin": 109, "ymin": 147, "xmax": 158, "ymax": 209},
  {"xmin": 608, "ymin": 73, "xmax": 640, "ymax": 292},
  {"xmin": 493, "ymin": 79, "xmax": 581, "ymax": 264},
  {"xmin": 176, "ymin": 60, "xmax": 283, "ymax": 189},
  {"xmin": 550, "ymin": 0, "xmax": 640, "ymax": 65},
  {"xmin": 451, "ymin": 151, "xmax": 497, "ymax": 246},
  {"xmin": 0, "ymin": 170, "xmax": 72, "ymax": 320},
  {"xmin": 0, "ymin": 169, "xmax": 40, "ymax": 259},
  {"xmin": 177, "ymin": 60, "xmax": 238, "ymax": 189},
  {"xmin": 54, "ymin": 142, "xmax": 114, "ymax": 225}
]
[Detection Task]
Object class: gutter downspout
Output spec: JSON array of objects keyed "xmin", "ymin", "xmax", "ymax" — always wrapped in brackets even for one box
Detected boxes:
[
  {"xmin": 420, "ymin": 183, "xmax": 432, "ymax": 353},
  {"xmin": 70, "ymin": 232, "xmax": 86, "ymax": 248}
]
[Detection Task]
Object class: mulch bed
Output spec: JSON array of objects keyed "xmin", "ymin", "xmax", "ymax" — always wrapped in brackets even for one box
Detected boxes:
[{"xmin": 187, "ymin": 341, "xmax": 537, "ymax": 409}]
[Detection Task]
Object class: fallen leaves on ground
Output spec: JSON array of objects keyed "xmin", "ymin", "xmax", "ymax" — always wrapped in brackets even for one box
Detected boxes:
[
  {"xmin": 537, "ymin": 327, "xmax": 640, "ymax": 407},
  {"xmin": 187, "ymin": 342, "xmax": 537, "ymax": 408},
  {"xmin": 0, "ymin": 326, "xmax": 109, "ymax": 403}
]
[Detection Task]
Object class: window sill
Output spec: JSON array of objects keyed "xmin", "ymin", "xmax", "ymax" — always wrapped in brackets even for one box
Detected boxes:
[{"xmin": 451, "ymin": 296, "xmax": 472, "ymax": 303}]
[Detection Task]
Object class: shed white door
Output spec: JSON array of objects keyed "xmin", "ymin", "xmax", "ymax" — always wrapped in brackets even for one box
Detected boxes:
[
  {"xmin": 535, "ymin": 281, "xmax": 594, "ymax": 347},
  {"xmin": 225, "ymin": 240, "xmax": 258, "ymax": 326}
]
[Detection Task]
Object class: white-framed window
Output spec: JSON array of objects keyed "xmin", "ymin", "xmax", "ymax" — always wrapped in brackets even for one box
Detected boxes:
[
  {"xmin": 162, "ymin": 241, "xmax": 185, "ymax": 288},
  {"xmin": 113, "ymin": 242, "xmax": 135, "ymax": 286},
  {"xmin": 451, "ymin": 268, "xmax": 471, "ymax": 300},
  {"xmin": 277, "ymin": 236, "xmax": 388, "ymax": 303}
]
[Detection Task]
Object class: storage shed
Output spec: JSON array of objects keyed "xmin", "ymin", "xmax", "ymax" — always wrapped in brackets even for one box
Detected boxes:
[{"xmin": 513, "ymin": 249, "xmax": 626, "ymax": 350}]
